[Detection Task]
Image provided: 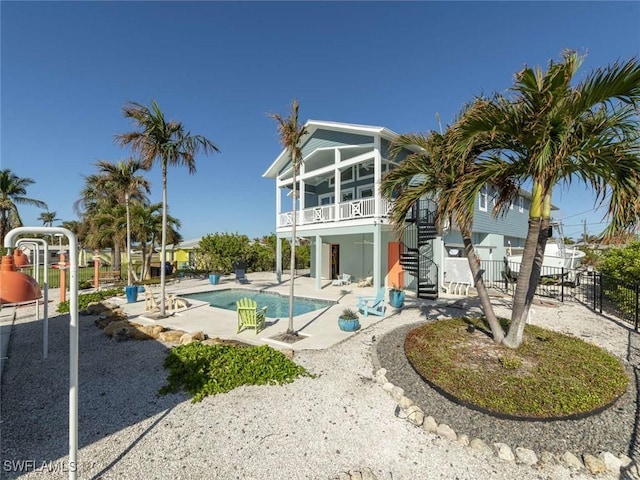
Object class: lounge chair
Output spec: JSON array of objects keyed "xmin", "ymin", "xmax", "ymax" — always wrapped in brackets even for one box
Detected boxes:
[
  {"xmin": 235, "ymin": 268, "xmax": 250, "ymax": 284},
  {"xmin": 332, "ymin": 273, "xmax": 352, "ymax": 286},
  {"xmin": 357, "ymin": 287, "xmax": 386, "ymax": 317},
  {"xmin": 236, "ymin": 297, "xmax": 267, "ymax": 334}
]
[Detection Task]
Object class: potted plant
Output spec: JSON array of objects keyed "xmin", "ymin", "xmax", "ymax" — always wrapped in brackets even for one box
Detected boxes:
[
  {"xmin": 194, "ymin": 250, "xmax": 223, "ymax": 285},
  {"xmin": 388, "ymin": 284, "xmax": 406, "ymax": 308},
  {"xmin": 338, "ymin": 308, "xmax": 361, "ymax": 332}
]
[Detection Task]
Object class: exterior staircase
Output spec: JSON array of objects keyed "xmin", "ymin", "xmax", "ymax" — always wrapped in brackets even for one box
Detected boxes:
[{"xmin": 399, "ymin": 199, "xmax": 439, "ymax": 299}]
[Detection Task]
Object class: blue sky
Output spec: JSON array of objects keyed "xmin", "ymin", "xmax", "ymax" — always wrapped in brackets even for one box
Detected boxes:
[{"xmin": 1, "ymin": 1, "xmax": 639, "ymax": 242}]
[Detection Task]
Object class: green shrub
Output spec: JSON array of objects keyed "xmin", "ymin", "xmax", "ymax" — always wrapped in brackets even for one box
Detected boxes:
[
  {"xmin": 57, "ymin": 288, "xmax": 124, "ymax": 313},
  {"xmin": 159, "ymin": 342, "xmax": 314, "ymax": 402}
]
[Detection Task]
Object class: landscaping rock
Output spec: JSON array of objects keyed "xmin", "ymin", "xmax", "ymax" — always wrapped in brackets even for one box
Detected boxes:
[
  {"xmin": 398, "ymin": 395, "xmax": 413, "ymax": 409},
  {"xmin": 390, "ymin": 386, "xmax": 404, "ymax": 402},
  {"xmin": 360, "ymin": 467, "xmax": 377, "ymax": 480},
  {"xmin": 348, "ymin": 471, "xmax": 362, "ymax": 480},
  {"xmin": 179, "ymin": 332, "xmax": 205, "ymax": 345},
  {"xmin": 421, "ymin": 416, "xmax": 437, "ymax": 434},
  {"xmin": 158, "ymin": 330, "xmax": 187, "ymax": 343},
  {"xmin": 404, "ymin": 405, "xmax": 424, "ymax": 426},
  {"xmin": 381, "ymin": 382, "xmax": 394, "ymax": 393},
  {"xmin": 470, "ymin": 438, "xmax": 493, "ymax": 456},
  {"xmin": 599, "ymin": 451, "xmax": 621, "ymax": 474},
  {"xmin": 583, "ymin": 454, "xmax": 606, "ymax": 474},
  {"xmin": 494, "ymin": 443, "xmax": 515, "ymax": 462},
  {"xmin": 562, "ymin": 451, "xmax": 584, "ymax": 470},
  {"xmin": 539, "ymin": 451, "xmax": 555, "ymax": 464},
  {"xmin": 515, "ymin": 447, "xmax": 538, "ymax": 465},
  {"xmin": 436, "ymin": 423, "xmax": 457, "ymax": 442},
  {"xmin": 457, "ymin": 434, "xmax": 469, "ymax": 447},
  {"xmin": 103, "ymin": 320, "xmax": 131, "ymax": 337},
  {"xmin": 129, "ymin": 324, "xmax": 164, "ymax": 340}
]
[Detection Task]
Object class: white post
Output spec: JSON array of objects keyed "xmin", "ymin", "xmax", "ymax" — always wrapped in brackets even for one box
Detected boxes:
[
  {"xmin": 5, "ymin": 227, "xmax": 78, "ymax": 480},
  {"xmin": 16, "ymin": 239, "xmax": 49, "ymax": 359},
  {"xmin": 276, "ymin": 236, "xmax": 282, "ymax": 283},
  {"xmin": 373, "ymin": 224, "xmax": 382, "ymax": 290},
  {"xmin": 315, "ymin": 235, "xmax": 322, "ymax": 290},
  {"xmin": 373, "ymin": 135, "xmax": 382, "ymax": 218}
]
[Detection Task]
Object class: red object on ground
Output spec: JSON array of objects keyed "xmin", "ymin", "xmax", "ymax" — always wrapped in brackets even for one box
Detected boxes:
[{"xmin": 0, "ymin": 255, "xmax": 41, "ymax": 304}]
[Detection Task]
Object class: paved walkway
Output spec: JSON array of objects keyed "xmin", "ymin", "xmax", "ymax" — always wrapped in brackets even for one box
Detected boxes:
[{"xmin": 115, "ymin": 272, "xmax": 459, "ymax": 350}]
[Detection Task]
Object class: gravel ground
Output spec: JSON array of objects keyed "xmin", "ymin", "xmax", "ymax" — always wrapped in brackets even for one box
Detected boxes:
[{"xmin": 0, "ymin": 295, "xmax": 636, "ymax": 480}]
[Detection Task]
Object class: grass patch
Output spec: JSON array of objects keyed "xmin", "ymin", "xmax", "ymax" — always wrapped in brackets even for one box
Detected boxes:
[
  {"xmin": 57, "ymin": 288, "xmax": 124, "ymax": 313},
  {"xmin": 405, "ymin": 317, "xmax": 628, "ymax": 419},
  {"xmin": 159, "ymin": 342, "xmax": 314, "ymax": 402}
]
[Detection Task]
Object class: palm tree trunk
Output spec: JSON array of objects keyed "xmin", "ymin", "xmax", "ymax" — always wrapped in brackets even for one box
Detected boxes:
[
  {"xmin": 160, "ymin": 162, "xmax": 168, "ymax": 317},
  {"xmin": 503, "ymin": 217, "xmax": 542, "ymax": 348},
  {"xmin": 461, "ymin": 229, "xmax": 504, "ymax": 343},
  {"xmin": 126, "ymin": 193, "xmax": 132, "ymax": 285},
  {"xmin": 287, "ymin": 167, "xmax": 297, "ymax": 335}
]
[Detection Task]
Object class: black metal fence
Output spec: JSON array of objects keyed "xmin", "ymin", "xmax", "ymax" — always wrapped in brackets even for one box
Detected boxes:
[
  {"xmin": 476, "ymin": 258, "xmax": 640, "ymax": 330},
  {"xmin": 574, "ymin": 272, "xmax": 640, "ymax": 330}
]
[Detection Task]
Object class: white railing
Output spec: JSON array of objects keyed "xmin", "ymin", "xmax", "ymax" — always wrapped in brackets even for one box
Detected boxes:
[{"xmin": 278, "ymin": 198, "xmax": 394, "ymax": 228}]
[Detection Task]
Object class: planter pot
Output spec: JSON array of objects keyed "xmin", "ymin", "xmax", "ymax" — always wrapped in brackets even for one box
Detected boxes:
[
  {"xmin": 338, "ymin": 316, "xmax": 361, "ymax": 332},
  {"xmin": 209, "ymin": 274, "xmax": 220, "ymax": 285},
  {"xmin": 389, "ymin": 290, "xmax": 405, "ymax": 309},
  {"xmin": 125, "ymin": 285, "xmax": 138, "ymax": 303}
]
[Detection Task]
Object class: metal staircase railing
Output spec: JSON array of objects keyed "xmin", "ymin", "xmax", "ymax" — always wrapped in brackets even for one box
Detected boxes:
[{"xmin": 399, "ymin": 198, "xmax": 439, "ymax": 299}]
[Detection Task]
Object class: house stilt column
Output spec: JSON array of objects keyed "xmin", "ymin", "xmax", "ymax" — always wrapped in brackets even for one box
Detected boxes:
[
  {"xmin": 315, "ymin": 235, "xmax": 322, "ymax": 290},
  {"xmin": 373, "ymin": 224, "xmax": 382, "ymax": 289},
  {"xmin": 276, "ymin": 236, "xmax": 282, "ymax": 283}
]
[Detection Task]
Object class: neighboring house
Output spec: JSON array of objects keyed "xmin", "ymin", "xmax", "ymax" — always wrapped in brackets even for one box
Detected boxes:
[
  {"xmin": 263, "ymin": 120, "xmax": 533, "ymax": 298},
  {"xmin": 167, "ymin": 238, "xmax": 201, "ymax": 269}
]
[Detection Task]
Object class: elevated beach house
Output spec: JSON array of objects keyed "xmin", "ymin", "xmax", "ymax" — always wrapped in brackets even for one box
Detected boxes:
[{"xmin": 263, "ymin": 120, "xmax": 532, "ymax": 298}]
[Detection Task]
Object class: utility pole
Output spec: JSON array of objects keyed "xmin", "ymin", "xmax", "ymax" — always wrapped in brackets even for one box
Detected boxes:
[{"xmin": 583, "ymin": 219, "xmax": 588, "ymax": 245}]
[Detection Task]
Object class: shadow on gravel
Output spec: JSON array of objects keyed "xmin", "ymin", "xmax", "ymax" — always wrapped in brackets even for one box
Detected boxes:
[{"xmin": 0, "ymin": 312, "xmax": 187, "ymax": 478}]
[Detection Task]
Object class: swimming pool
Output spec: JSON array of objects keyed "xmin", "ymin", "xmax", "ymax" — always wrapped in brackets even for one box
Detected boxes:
[{"xmin": 183, "ymin": 289, "xmax": 335, "ymax": 317}]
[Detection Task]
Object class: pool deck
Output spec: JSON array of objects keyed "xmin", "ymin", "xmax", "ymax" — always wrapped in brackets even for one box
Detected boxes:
[{"xmin": 113, "ymin": 271, "xmax": 451, "ymax": 351}]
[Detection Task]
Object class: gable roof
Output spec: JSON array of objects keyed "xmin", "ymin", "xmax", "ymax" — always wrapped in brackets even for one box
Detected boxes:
[{"xmin": 263, "ymin": 120, "xmax": 401, "ymax": 178}]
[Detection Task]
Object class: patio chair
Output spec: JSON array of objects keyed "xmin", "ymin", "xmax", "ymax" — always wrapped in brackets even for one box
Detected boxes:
[
  {"xmin": 332, "ymin": 273, "xmax": 352, "ymax": 286},
  {"xmin": 235, "ymin": 268, "xmax": 250, "ymax": 284},
  {"xmin": 236, "ymin": 297, "xmax": 267, "ymax": 334},
  {"xmin": 357, "ymin": 287, "xmax": 386, "ymax": 317}
]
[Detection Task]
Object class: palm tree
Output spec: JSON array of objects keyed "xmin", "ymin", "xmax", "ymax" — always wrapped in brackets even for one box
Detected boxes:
[
  {"xmin": 458, "ymin": 51, "xmax": 640, "ymax": 348},
  {"xmin": 129, "ymin": 202, "xmax": 181, "ymax": 280},
  {"xmin": 381, "ymin": 122, "xmax": 514, "ymax": 343},
  {"xmin": 0, "ymin": 169, "xmax": 47, "ymax": 242},
  {"xmin": 268, "ymin": 99, "xmax": 308, "ymax": 336},
  {"xmin": 116, "ymin": 100, "xmax": 218, "ymax": 316},
  {"xmin": 38, "ymin": 210, "xmax": 60, "ymax": 227},
  {"xmin": 92, "ymin": 159, "xmax": 150, "ymax": 285}
]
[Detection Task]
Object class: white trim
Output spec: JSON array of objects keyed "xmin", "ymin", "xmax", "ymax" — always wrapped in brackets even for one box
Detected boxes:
[{"xmin": 479, "ymin": 186, "xmax": 488, "ymax": 212}]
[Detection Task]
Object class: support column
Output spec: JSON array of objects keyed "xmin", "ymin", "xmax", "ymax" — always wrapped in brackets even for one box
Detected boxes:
[
  {"xmin": 373, "ymin": 224, "xmax": 382, "ymax": 290},
  {"xmin": 276, "ymin": 236, "xmax": 282, "ymax": 283},
  {"xmin": 315, "ymin": 235, "xmax": 322, "ymax": 290}
]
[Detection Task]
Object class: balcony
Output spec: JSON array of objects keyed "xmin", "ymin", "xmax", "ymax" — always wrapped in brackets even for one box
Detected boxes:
[{"xmin": 277, "ymin": 197, "xmax": 393, "ymax": 228}]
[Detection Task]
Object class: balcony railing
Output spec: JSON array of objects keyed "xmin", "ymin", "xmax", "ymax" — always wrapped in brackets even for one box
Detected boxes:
[{"xmin": 278, "ymin": 198, "xmax": 393, "ymax": 228}]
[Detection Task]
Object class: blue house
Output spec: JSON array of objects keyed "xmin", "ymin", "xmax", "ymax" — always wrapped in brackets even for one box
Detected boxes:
[{"xmin": 263, "ymin": 120, "xmax": 532, "ymax": 298}]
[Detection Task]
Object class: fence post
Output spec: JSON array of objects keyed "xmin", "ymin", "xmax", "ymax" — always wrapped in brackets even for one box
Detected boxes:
[
  {"xmin": 635, "ymin": 283, "xmax": 639, "ymax": 331},
  {"xmin": 561, "ymin": 267, "xmax": 564, "ymax": 303},
  {"xmin": 593, "ymin": 273, "xmax": 597, "ymax": 311},
  {"xmin": 599, "ymin": 273, "xmax": 603, "ymax": 314}
]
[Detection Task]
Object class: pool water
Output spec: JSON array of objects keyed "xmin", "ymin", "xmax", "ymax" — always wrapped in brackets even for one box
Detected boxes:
[{"xmin": 183, "ymin": 289, "xmax": 334, "ymax": 317}]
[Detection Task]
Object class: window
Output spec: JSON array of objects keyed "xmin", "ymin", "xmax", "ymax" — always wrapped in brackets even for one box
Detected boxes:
[
  {"xmin": 341, "ymin": 188, "xmax": 354, "ymax": 202},
  {"xmin": 518, "ymin": 196, "xmax": 524, "ymax": 213},
  {"xmin": 357, "ymin": 163, "xmax": 374, "ymax": 180},
  {"xmin": 357, "ymin": 185, "xmax": 374, "ymax": 198},
  {"xmin": 319, "ymin": 193, "xmax": 334, "ymax": 205},
  {"xmin": 479, "ymin": 186, "xmax": 488, "ymax": 212},
  {"xmin": 341, "ymin": 166, "xmax": 354, "ymax": 183}
]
